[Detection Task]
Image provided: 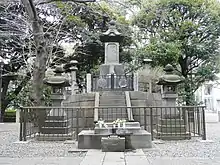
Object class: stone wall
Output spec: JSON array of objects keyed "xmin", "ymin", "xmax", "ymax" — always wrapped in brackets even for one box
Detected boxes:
[{"xmin": 62, "ymin": 93, "xmax": 95, "ymax": 132}]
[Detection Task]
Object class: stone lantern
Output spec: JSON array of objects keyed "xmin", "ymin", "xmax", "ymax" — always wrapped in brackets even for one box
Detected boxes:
[
  {"xmin": 64, "ymin": 60, "xmax": 78, "ymax": 95},
  {"xmin": 157, "ymin": 64, "xmax": 184, "ymax": 107},
  {"xmin": 155, "ymin": 64, "xmax": 190, "ymax": 140},
  {"xmin": 38, "ymin": 66, "xmax": 71, "ymax": 139},
  {"xmin": 44, "ymin": 65, "xmax": 70, "ymax": 107}
]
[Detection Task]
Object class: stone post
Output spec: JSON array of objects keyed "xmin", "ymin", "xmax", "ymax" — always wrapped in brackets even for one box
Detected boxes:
[
  {"xmin": 64, "ymin": 60, "xmax": 78, "ymax": 95},
  {"xmin": 70, "ymin": 69, "xmax": 77, "ymax": 95},
  {"xmin": 149, "ymin": 80, "xmax": 152, "ymax": 93},
  {"xmin": 133, "ymin": 72, "xmax": 139, "ymax": 91},
  {"xmin": 86, "ymin": 73, "xmax": 92, "ymax": 93},
  {"xmin": 16, "ymin": 109, "xmax": 20, "ymax": 123}
]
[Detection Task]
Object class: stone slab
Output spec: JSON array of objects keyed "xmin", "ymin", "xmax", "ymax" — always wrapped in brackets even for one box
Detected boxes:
[
  {"xmin": 94, "ymin": 127, "xmax": 141, "ymax": 134},
  {"xmin": 94, "ymin": 128, "xmax": 112, "ymax": 134},
  {"xmin": 101, "ymin": 136, "xmax": 125, "ymax": 152},
  {"xmin": 80, "ymin": 150, "xmax": 105, "ymax": 165},
  {"xmin": 78, "ymin": 130, "xmax": 110, "ymax": 149},
  {"xmin": 103, "ymin": 152, "xmax": 125, "ymax": 165},
  {"xmin": 125, "ymin": 149, "xmax": 148, "ymax": 165},
  {"xmin": 125, "ymin": 130, "xmax": 152, "ymax": 149}
]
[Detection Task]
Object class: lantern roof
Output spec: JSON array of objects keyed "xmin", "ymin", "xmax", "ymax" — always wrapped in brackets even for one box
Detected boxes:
[
  {"xmin": 157, "ymin": 64, "xmax": 184, "ymax": 85},
  {"xmin": 43, "ymin": 65, "xmax": 70, "ymax": 87}
]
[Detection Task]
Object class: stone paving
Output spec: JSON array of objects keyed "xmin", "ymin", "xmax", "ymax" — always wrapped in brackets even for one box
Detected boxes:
[{"xmin": 1, "ymin": 122, "xmax": 220, "ymax": 164}]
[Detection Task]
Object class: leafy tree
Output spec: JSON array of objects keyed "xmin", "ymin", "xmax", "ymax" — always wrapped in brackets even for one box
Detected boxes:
[
  {"xmin": 47, "ymin": 1, "xmax": 133, "ymax": 81},
  {"xmin": 132, "ymin": 0, "xmax": 220, "ymax": 105}
]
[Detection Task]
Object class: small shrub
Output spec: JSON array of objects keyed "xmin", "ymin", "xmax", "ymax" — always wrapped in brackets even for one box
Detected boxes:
[{"xmin": 3, "ymin": 109, "xmax": 16, "ymax": 122}]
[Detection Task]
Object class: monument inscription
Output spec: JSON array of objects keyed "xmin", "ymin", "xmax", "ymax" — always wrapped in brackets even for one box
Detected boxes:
[{"xmin": 105, "ymin": 43, "xmax": 119, "ymax": 64}]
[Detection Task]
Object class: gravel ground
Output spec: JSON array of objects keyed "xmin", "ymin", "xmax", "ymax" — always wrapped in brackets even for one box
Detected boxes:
[
  {"xmin": 1, "ymin": 122, "xmax": 220, "ymax": 159},
  {"xmin": 0, "ymin": 123, "xmax": 86, "ymax": 158},
  {"xmin": 143, "ymin": 122, "xmax": 220, "ymax": 158}
]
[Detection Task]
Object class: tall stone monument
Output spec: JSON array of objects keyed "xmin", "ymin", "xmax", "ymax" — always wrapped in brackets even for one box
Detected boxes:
[
  {"xmin": 99, "ymin": 20, "xmax": 124, "ymax": 76},
  {"xmin": 64, "ymin": 60, "xmax": 78, "ymax": 95}
]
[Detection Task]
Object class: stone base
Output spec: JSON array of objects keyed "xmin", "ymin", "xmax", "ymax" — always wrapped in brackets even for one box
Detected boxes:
[
  {"xmin": 153, "ymin": 130, "xmax": 191, "ymax": 140},
  {"xmin": 99, "ymin": 64, "xmax": 124, "ymax": 75},
  {"xmin": 125, "ymin": 130, "xmax": 152, "ymax": 149},
  {"xmin": 78, "ymin": 129, "xmax": 152, "ymax": 149},
  {"xmin": 101, "ymin": 136, "xmax": 125, "ymax": 152},
  {"xmin": 78, "ymin": 130, "xmax": 110, "ymax": 149}
]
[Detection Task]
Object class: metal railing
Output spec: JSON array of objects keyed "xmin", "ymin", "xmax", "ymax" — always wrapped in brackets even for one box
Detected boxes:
[
  {"xmin": 19, "ymin": 106, "xmax": 206, "ymax": 141},
  {"xmin": 91, "ymin": 74, "xmax": 134, "ymax": 91}
]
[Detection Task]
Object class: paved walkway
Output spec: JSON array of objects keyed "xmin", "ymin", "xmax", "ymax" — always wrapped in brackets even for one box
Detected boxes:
[
  {"xmin": 1, "ymin": 149, "xmax": 220, "ymax": 165},
  {"xmin": 1, "ymin": 123, "xmax": 220, "ymax": 164}
]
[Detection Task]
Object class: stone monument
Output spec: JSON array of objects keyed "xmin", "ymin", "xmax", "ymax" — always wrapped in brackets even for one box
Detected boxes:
[
  {"xmin": 154, "ymin": 64, "xmax": 190, "ymax": 140},
  {"xmin": 88, "ymin": 20, "xmax": 133, "ymax": 91},
  {"xmin": 36, "ymin": 65, "xmax": 73, "ymax": 141},
  {"xmin": 64, "ymin": 60, "xmax": 78, "ymax": 95},
  {"xmin": 157, "ymin": 64, "xmax": 184, "ymax": 117},
  {"xmin": 99, "ymin": 20, "xmax": 124, "ymax": 76}
]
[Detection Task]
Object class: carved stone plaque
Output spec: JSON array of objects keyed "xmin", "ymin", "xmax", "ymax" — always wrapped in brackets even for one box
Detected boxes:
[
  {"xmin": 97, "ymin": 78, "xmax": 107, "ymax": 88},
  {"xmin": 119, "ymin": 78, "xmax": 127, "ymax": 88},
  {"xmin": 105, "ymin": 43, "xmax": 119, "ymax": 64}
]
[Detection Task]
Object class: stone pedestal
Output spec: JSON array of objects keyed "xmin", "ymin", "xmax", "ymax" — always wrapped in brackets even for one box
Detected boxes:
[
  {"xmin": 100, "ymin": 64, "xmax": 124, "ymax": 75},
  {"xmin": 101, "ymin": 136, "xmax": 125, "ymax": 152},
  {"xmin": 78, "ymin": 122, "xmax": 152, "ymax": 150}
]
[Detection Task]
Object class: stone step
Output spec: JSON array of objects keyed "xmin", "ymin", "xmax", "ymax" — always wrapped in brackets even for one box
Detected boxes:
[
  {"xmin": 159, "ymin": 119, "xmax": 185, "ymax": 125},
  {"xmin": 100, "ymin": 95, "xmax": 125, "ymax": 98},
  {"xmin": 101, "ymin": 91, "xmax": 125, "ymax": 96},
  {"xmin": 99, "ymin": 99, "xmax": 126, "ymax": 105},
  {"xmin": 157, "ymin": 124, "xmax": 186, "ymax": 133},
  {"xmin": 46, "ymin": 116, "xmax": 66, "ymax": 121},
  {"xmin": 99, "ymin": 113, "xmax": 127, "ymax": 118},
  {"xmin": 99, "ymin": 104, "xmax": 126, "ymax": 107},
  {"xmin": 35, "ymin": 132, "xmax": 75, "ymax": 141},
  {"xmin": 153, "ymin": 130, "xmax": 191, "ymax": 140},
  {"xmin": 41, "ymin": 126, "xmax": 70, "ymax": 134},
  {"xmin": 44, "ymin": 120, "xmax": 68, "ymax": 127},
  {"xmin": 99, "ymin": 115, "xmax": 128, "ymax": 119}
]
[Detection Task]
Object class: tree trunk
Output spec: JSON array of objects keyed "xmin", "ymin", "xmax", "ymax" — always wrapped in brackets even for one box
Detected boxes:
[
  {"xmin": 184, "ymin": 80, "xmax": 195, "ymax": 105},
  {"xmin": 21, "ymin": 0, "xmax": 47, "ymax": 106}
]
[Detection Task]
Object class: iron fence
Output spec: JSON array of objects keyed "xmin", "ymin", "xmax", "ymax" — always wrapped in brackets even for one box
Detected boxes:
[
  {"xmin": 19, "ymin": 106, "xmax": 206, "ymax": 141},
  {"xmin": 91, "ymin": 74, "xmax": 134, "ymax": 91}
]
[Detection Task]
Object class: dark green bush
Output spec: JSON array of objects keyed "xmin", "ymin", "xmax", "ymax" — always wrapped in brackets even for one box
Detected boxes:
[{"xmin": 3, "ymin": 109, "xmax": 16, "ymax": 122}]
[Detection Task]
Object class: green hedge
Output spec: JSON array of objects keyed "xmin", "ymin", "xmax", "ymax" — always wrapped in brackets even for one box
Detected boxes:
[{"xmin": 3, "ymin": 109, "xmax": 16, "ymax": 122}]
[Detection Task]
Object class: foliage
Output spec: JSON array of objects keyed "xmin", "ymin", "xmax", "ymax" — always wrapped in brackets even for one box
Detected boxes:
[
  {"xmin": 0, "ymin": 0, "xmax": 134, "ymax": 116},
  {"xmin": 52, "ymin": 1, "xmax": 134, "ymax": 80},
  {"xmin": 132, "ymin": 0, "xmax": 220, "ymax": 104}
]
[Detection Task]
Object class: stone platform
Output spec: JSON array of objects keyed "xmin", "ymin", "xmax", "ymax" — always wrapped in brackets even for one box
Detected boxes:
[{"xmin": 78, "ymin": 122, "xmax": 152, "ymax": 150}]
